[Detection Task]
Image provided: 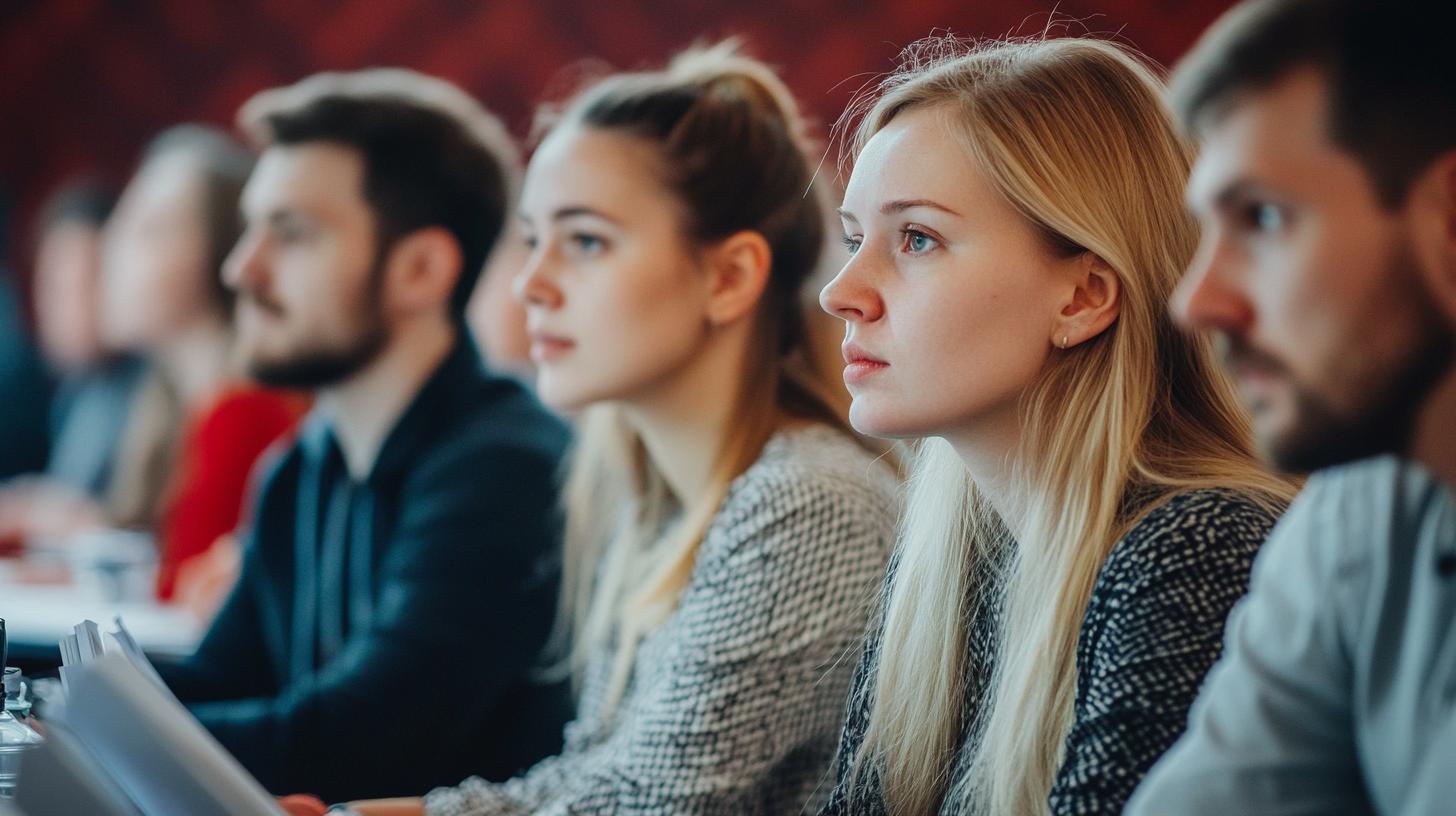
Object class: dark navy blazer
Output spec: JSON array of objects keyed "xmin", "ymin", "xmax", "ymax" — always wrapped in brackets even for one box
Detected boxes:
[{"xmin": 159, "ymin": 334, "xmax": 572, "ymax": 802}]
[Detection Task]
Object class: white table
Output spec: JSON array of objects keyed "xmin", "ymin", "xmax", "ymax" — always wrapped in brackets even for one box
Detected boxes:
[{"xmin": 1, "ymin": 582, "xmax": 201, "ymax": 660}]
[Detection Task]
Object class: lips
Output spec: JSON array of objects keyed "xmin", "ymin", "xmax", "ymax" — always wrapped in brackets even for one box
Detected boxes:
[
  {"xmin": 529, "ymin": 331, "xmax": 576, "ymax": 362},
  {"xmin": 842, "ymin": 341, "xmax": 888, "ymax": 385}
]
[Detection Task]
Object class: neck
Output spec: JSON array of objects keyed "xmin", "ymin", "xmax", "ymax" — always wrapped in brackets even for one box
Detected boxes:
[
  {"xmin": 1408, "ymin": 365, "xmax": 1456, "ymax": 488},
  {"xmin": 944, "ymin": 403, "xmax": 1024, "ymax": 521},
  {"xmin": 155, "ymin": 318, "xmax": 232, "ymax": 408},
  {"xmin": 625, "ymin": 327, "xmax": 757, "ymax": 506},
  {"xmin": 322, "ymin": 315, "xmax": 457, "ymax": 480}
]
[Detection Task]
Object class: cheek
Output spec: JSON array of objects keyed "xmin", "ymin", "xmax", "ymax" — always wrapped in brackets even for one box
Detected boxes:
[
  {"xmin": 100, "ymin": 244, "xmax": 174, "ymax": 345},
  {"xmin": 285, "ymin": 246, "xmax": 366, "ymax": 319},
  {"xmin": 538, "ymin": 265, "xmax": 707, "ymax": 409},
  {"xmin": 853, "ymin": 273, "xmax": 1051, "ymax": 437},
  {"xmin": 1261, "ymin": 217, "xmax": 1403, "ymax": 400},
  {"xmin": 136, "ymin": 236, "xmax": 214, "ymax": 323}
]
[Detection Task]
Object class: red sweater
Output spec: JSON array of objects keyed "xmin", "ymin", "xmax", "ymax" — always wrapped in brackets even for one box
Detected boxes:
[{"xmin": 154, "ymin": 386, "xmax": 307, "ymax": 600}]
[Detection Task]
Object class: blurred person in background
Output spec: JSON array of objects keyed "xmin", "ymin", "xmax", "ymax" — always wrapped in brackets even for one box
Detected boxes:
[
  {"xmin": 1127, "ymin": 0, "xmax": 1456, "ymax": 812},
  {"xmin": 467, "ymin": 225, "xmax": 534, "ymax": 382},
  {"xmin": 97, "ymin": 126, "xmax": 306, "ymax": 609},
  {"xmin": 155, "ymin": 68, "xmax": 571, "ymax": 803},
  {"xmin": 0, "ymin": 189, "xmax": 51, "ymax": 483},
  {"xmin": 31, "ymin": 181, "xmax": 142, "ymax": 497},
  {"xmin": 0, "ymin": 181, "xmax": 149, "ymax": 553}
]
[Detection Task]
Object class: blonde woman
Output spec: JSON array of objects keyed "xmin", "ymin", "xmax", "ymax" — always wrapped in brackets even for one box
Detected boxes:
[
  {"xmin": 817, "ymin": 37, "xmax": 1298, "ymax": 815},
  {"xmin": 327, "ymin": 43, "xmax": 897, "ymax": 816}
]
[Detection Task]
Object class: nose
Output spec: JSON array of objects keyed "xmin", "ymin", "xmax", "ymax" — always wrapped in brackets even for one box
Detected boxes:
[
  {"xmin": 1170, "ymin": 234, "xmax": 1255, "ymax": 337},
  {"xmin": 512, "ymin": 246, "xmax": 564, "ymax": 310},
  {"xmin": 819, "ymin": 253, "xmax": 884, "ymax": 324},
  {"xmin": 222, "ymin": 230, "xmax": 265, "ymax": 293}
]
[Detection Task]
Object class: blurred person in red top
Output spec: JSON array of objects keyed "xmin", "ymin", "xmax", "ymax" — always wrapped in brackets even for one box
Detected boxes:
[{"xmin": 98, "ymin": 125, "xmax": 307, "ymax": 609}]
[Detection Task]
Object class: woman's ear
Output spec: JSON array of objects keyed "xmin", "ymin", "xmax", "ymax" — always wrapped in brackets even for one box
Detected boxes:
[
  {"xmin": 704, "ymin": 230, "xmax": 772, "ymax": 326},
  {"xmin": 1052, "ymin": 252, "xmax": 1121, "ymax": 349},
  {"xmin": 381, "ymin": 226, "xmax": 463, "ymax": 317}
]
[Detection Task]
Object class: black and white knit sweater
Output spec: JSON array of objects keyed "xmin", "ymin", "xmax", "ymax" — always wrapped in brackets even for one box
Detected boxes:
[
  {"xmin": 426, "ymin": 424, "xmax": 898, "ymax": 816},
  {"xmin": 819, "ymin": 488, "xmax": 1280, "ymax": 816}
]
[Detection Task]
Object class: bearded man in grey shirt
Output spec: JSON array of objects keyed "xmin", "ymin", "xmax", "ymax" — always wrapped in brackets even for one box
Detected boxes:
[{"xmin": 1126, "ymin": 0, "xmax": 1456, "ymax": 814}]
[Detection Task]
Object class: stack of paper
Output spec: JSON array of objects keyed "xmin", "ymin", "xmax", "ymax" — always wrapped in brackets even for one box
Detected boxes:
[
  {"xmin": 56, "ymin": 617, "xmax": 167, "ymax": 698},
  {"xmin": 14, "ymin": 653, "xmax": 282, "ymax": 815}
]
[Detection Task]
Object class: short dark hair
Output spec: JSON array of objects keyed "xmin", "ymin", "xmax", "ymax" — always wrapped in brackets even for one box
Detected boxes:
[
  {"xmin": 36, "ymin": 179, "xmax": 117, "ymax": 236},
  {"xmin": 240, "ymin": 70, "xmax": 519, "ymax": 319},
  {"xmin": 1171, "ymin": 0, "xmax": 1456, "ymax": 207}
]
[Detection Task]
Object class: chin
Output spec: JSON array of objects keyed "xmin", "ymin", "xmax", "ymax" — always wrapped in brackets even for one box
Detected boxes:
[
  {"xmin": 534, "ymin": 377, "xmax": 600, "ymax": 415},
  {"xmin": 847, "ymin": 400, "xmax": 923, "ymax": 441}
]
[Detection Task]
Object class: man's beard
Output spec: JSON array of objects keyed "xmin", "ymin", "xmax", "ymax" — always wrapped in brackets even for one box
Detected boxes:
[
  {"xmin": 242, "ymin": 255, "xmax": 390, "ymax": 390},
  {"xmin": 1240, "ymin": 249, "xmax": 1455, "ymax": 474}
]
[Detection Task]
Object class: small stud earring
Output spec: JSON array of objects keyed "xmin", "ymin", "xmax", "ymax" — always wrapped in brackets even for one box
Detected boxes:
[{"xmin": 1060, "ymin": 335, "xmax": 1069, "ymax": 349}]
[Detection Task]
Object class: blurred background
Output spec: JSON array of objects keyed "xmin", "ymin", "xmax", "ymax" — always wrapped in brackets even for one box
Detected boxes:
[{"xmin": 1, "ymin": 0, "xmax": 1236, "ymax": 294}]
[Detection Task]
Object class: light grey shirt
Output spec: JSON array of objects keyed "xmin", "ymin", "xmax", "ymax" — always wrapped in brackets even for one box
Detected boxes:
[{"xmin": 1127, "ymin": 456, "xmax": 1456, "ymax": 816}]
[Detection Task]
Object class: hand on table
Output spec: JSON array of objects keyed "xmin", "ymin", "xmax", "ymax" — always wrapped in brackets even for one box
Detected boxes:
[
  {"xmin": 0, "ymin": 478, "xmax": 105, "ymax": 552},
  {"xmin": 172, "ymin": 533, "xmax": 241, "ymax": 622},
  {"xmin": 277, "ymin": 794, "xmax": 328, "ymax": 815},
  {"xmin": 276, "ymin": 795, "xmax": 423, "ymax": 816}
]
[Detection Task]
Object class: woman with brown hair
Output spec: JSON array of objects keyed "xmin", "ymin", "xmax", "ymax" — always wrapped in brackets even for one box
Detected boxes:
[{"xmin": 326, "ymin": 42, "xmax": 897, "ymax": 816}]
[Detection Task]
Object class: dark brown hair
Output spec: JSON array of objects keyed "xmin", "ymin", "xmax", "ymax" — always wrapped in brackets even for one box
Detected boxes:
[
  {"xmin": 1171, "ymin": 0, "xmax": 1456, "ymax": 207},
  {"xmin": 240, "ymin": 69, "xmax": 519, "ymax": 319},
  {"xmin": 545, "ymin": 41, "xmax": 827, "ymax": 368},
  {"xmin": 35, "ymin": 178, "xmax": 117, "ymax": 237}
]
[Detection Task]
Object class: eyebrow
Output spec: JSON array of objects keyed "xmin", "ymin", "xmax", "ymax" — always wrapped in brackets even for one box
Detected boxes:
[
  {"xmin": 1197, "ymin": 178, "xmax": 1276, "ymax": 215},
  {"xmin": 882, "ymin": 198, "xmax": 962, "ymax": 216},
  {"xmin": 836, "ymin": 198, "xmax": 963, "ymax": 224},
  {"xmin": 519, "ymin": 205, "xmax": 623, "ymax": 226},
  {"xmin": 251, "ymin": 208, "xmax": 309, "ymax": 229}
]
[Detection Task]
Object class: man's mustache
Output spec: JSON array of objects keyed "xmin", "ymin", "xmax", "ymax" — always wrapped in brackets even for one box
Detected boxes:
[
  {"xmin": 237, "ymin": 288, "xmax": 285, "ymax": 317},
  {"xmin": 1214, "ymin": 332, "xmax": 1287, "ymax": 380}
]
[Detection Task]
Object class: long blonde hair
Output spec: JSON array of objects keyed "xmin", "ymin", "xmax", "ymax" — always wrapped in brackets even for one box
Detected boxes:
[
  {"xmin": 544, "ymin": 42, "xmax": 847, "ymax": 717},
  {"xmin": 842, "ymin": 36, "xmax": 1298, "ymax": 815}
]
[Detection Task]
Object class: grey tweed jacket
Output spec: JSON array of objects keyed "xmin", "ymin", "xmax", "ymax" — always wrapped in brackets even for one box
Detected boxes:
[{"xmin": 426, "ymin": 424, "xmax": 898, "ymax": 816}]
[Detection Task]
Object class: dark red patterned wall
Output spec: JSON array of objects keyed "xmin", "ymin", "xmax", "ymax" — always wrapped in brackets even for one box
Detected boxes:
[{"xmin": 0, "ymin": 0, "xmax": 1236, "ymax": 283}]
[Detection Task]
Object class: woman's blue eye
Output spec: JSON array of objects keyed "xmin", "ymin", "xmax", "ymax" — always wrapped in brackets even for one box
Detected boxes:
[
  {"xmin": 841, "ymin": 235, "xmax": 862, "ymax": 254},
  {"xmin": 901, "ymin": 228, "xmax": 937, "ymax": 254},
  {"xmin": 570, "ymin": 233, "xmax": 606, "ymax": 254},
  {"xmin": 1248, "ymin": 203, "xmax": 1286, "ymax": 233},
  {"xmin": 275, "ymin": 222, "xmax": 310, "ymax": 243}
]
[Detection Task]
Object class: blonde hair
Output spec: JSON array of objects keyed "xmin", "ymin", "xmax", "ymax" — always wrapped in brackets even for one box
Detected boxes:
[
  {"xmin": 841, "ymin": 36, "xmax": 1298, "ymax": 815},
  {"xmin": 544, "ymin": 42, "xmax": 848, "ymax": 717}
]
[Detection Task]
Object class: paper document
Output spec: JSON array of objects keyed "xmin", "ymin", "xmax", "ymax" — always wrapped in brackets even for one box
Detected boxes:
[
  {"xmin": 16, "ymin": 653, "xmax": 283, "ymax": 816},
  {"xmin": 56, "ymin": 617, "xmax": 168, "ymax": 698}
]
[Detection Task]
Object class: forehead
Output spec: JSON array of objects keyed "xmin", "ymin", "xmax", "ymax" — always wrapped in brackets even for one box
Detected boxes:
[
  {"xmin": 242, "ymin": 142, "xmax": 367, "ymax": 216},
  {"xmin": 842, "ymin": 106, "xmax": 986, "ymax": 215},
  {"xmin": 520, "ymin": 124, "xmax": 673, "ymax": 213},
  {"xmin": 1187, "ymin": 67, "xmax": 1353, "ymax": 209}
]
